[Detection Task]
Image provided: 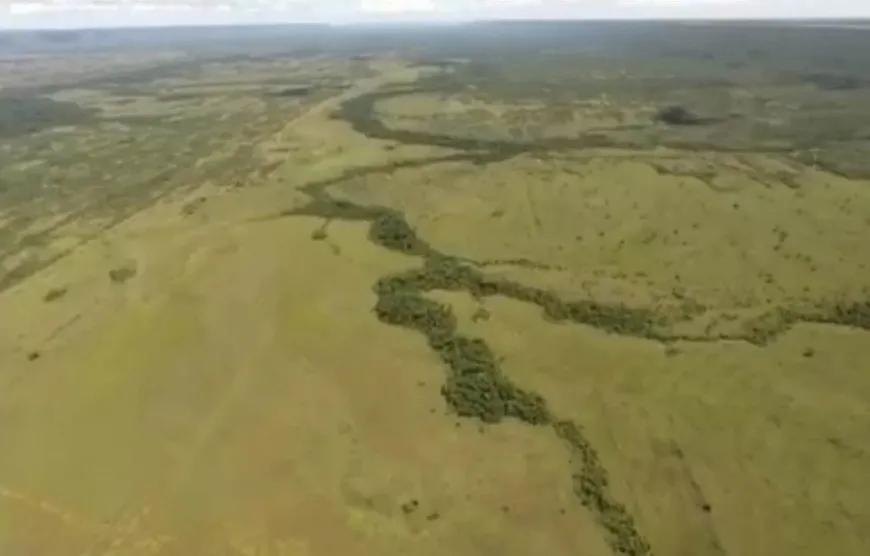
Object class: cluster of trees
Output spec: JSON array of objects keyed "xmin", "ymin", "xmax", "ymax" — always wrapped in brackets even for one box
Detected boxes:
[{"xmin": 0, "ymin": 95, "xmax": 94, "ymax": 139}]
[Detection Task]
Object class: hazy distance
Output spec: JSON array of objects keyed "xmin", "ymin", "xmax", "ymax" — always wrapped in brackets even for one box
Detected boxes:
[{"xmin": 2, "ymin": 0, "xmax": 870, "ymax": 30}]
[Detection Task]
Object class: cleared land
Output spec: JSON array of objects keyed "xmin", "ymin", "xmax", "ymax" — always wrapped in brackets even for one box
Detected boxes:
[{"xmin": 1, "ymin": 21, "xmax": 869, "ymax": 556}]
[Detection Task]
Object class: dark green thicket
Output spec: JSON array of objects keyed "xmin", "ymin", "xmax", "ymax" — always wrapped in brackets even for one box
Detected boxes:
[
  {"xmin": 738, "ymin": 308, "xmax": 799, "ymax": 346},
  {"xmin": 373, "ymin": 290, "xmax": 549, "ymax": 424},
  {"xmin": 654, "ymin": 105, "xmax": 707, "ymax": 126},
  {"xmin": 271, "ymin": 86, "xmax": 314, "ymax": 98},
  {"xmin": 43, "ymin": 286, "xmax": 68, "ymax": 302},
  {"xmin": 812, "ymin": 300, "xmax": 870, "ymax": 330},
  {"xmin": 369, "ymin": 210, "xmax": 433, "ymax": 256},
  {"xmin": 339, "ymin": 89, "xmax": 537, "ymax": 154},
  {"xmin": 475, "ymin": 257, "xmax": 559, "ymax": 271},
  {"xmin": 797, "ymin": 72, "xmax": 867, "ymax": 91},
  {"xmin": 181, "ymin": 196, "xmax": 207, "ymax": 216},
  {"xmin": 555, "ymin": 420, "xmax": 652, "ymax": 556},
  {"xmin": 736, "ymin": 301, "xmax": 870, "ymax": 345},
  {"xmin": 108, "ymin": 266, "xmax": 136, "ymax": 284},
  {"xmin": 376, "ymin": 255, "xmax": 670, "ymax": 340},
  {"xmin": 0, "ymin": 94, "xmax": 97, "ymax": 138},
  {"xmin": 438, "ymin": 336, "xmax": 549, "ymax": 425},
  {"xmin": 364, "ymin": 220, "xmax": 648, "ymax": 552}
]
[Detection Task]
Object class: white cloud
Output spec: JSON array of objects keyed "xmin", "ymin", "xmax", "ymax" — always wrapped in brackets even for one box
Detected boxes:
[
  {"xmin": 359, "ymin": 0, "xmax": 435, "ymax": 13},
  {"xmin": 3, "ymin": 0, "xmax": 870, "ymax": 28},
  {"xmin": 9, "ymin": 3, "xmax": 45, "ymax": 14}
]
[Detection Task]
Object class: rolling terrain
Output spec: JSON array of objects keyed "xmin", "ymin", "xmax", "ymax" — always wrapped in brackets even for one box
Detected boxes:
[{"xmin": 1, "ymin": 21, "xmax": 869, "ymax": 556}]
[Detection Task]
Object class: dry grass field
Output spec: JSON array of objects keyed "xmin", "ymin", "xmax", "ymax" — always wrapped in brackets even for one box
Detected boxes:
[{"xmin": 1, "ymin": 21, "xmax": 869, "ymax": 556}]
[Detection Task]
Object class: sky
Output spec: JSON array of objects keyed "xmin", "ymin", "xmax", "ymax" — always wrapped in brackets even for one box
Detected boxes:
[{"xmin": 1, "ymin": 0, "xmax": 869, "ymax": 29}]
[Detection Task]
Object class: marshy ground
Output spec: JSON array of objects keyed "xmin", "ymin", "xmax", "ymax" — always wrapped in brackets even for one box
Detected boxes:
[{"xmin": 1, "ymin": 21, "xmax": 869, "ymax": 556}]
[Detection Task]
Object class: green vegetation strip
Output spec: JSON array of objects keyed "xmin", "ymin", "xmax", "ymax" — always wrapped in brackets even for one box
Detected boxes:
[
  {"xmin": 276, "ymin": 150, "xmax": 870, "ymax": 556},
  {"xmin": 332, "ymin": 82, "xmax": 870, "ymax": 343},
  {"xmin": 283, "ymin": 162, "xmax": 654, "ymax": 556},
  {"xmin": 337, "ymin": 85, "xmax": 792, "ymax": 157}
]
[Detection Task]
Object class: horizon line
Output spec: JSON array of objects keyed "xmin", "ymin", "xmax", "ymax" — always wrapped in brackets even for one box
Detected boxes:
[{"xmin": 3, "ymin": 16, "xmax": 870, "ymax": 32}]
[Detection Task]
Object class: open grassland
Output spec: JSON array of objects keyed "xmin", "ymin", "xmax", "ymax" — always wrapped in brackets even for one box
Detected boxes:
[{"xmin": 1, "ymin": 21, "xmax": 870, "ymax": 556}]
